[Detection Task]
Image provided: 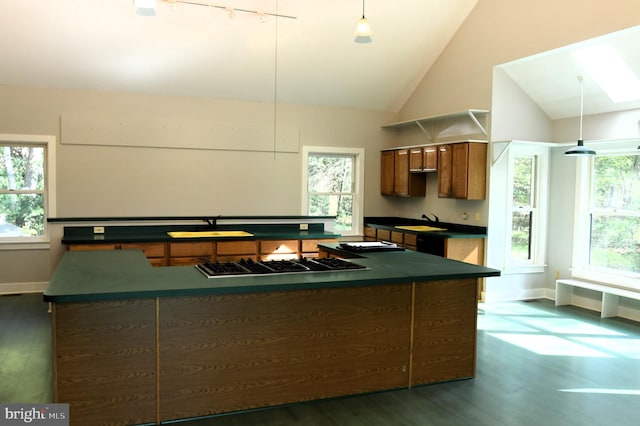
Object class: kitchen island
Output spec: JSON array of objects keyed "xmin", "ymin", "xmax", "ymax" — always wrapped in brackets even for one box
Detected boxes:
[{"xmin": 44, "ymin": 246, "xmax": 500, "ymax": 425}]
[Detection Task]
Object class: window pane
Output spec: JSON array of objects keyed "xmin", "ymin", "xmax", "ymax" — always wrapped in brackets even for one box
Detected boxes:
[
  {"xmin": 308, "ymin": 194, "xmax": 353, "ymax": 231},
  {"xmin": 513, "ymin": 157, "xmax": 533, "ymax": 207},
  {"xmin": 593, "ymin": 155, "xmax": 640, "ymax": 211},
  {"xmin": 511, "ymin": 210, "xmax": 532, "ymax": 260},
  {"xmin": 0, "ymin": 146, "xmax": 45, "ymax": 190},
  {"xmin": 590, "ymin": 213, "xmax": 640, "ymax": 273},
  {"xmin": 307, "ymin": 155, "xmax": 353, "ymax": 193},
  {"xmin": 0, "ymin": 193, "xmax": 45, "ymax": 237}
]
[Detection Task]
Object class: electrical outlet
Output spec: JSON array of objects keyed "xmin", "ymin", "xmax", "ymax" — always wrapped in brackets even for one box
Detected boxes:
[
  {"xmin": 299, "ymin": 223, "xmax": 309, "ymax": 231},
  {"xmin": 462, "ymin": 212, "xmax": 468, "ymax": 220},
  {"xmin": 93, "ymin": 226, "xmax": 105, "ymax": 234},
  {"xmin": 475, "ymin": 212, "xmax": 481, "ymax": 221}
]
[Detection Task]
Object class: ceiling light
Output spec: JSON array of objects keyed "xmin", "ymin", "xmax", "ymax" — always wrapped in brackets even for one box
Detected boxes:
[
  {"xmin": 134, "ymin": 0, "xmax": 157, "ymax": 16},
  {"xmin": 573, "ymin": 44, "xmax": 640, "ymax": 103},
  {"xmin": 354, "ymin": 0, "xmax": 372, "ymax": 44},
  {"xmin": 134, "ymin": 1, "xmax": 296, "ymax": 20},
  {"xmin": 565, "ymin": 76, "xmax": 596, "ymax": 157}
]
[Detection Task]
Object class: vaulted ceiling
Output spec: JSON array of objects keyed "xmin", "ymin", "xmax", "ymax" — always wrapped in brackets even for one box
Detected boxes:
[{"xmin": 0, "ymin": 0, "xmax": 479, "ymax": 112}]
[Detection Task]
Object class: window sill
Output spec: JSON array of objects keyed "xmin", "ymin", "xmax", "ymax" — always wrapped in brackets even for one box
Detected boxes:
[
  {"xmin": 0, "ymin": 241, "xmax": 51, "ymax": 250},
  {"xmin": 502, "ymin": 264, "xmax": 546, "ymax": 274}
]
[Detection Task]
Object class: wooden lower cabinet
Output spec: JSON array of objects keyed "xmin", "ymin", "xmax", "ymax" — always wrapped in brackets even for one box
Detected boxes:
[
  {"xmin": 51, "ymin": 279, "xmax": 479, "ymax": 424},
  {"xmin": 260, "ymin": 239, "xmax": 298, "ymax": 260},
  {"xmin": 168, "ymin": 241, "xmax": 214, "ymax": 266},
  {"xmin": 121, "ymin": 242, "xmax": 167, "ymax": 266},
  {"xmin": 52, "ymin": 299, "xmax": 157, "ymax": 426},
  {"xmin": 301, "ymin": 238, "xmax": 339, "ymax": 258},
  {"xmin": 411, "ymin": 279, "xmax": 478, "ymax": 385},
  {"xmin": 216, "ymin": 240, "xmax": 258, "ymax": 262},
  {"xmin": 158, "ymin": 286, "xmax": 411, "ymax": 421}
]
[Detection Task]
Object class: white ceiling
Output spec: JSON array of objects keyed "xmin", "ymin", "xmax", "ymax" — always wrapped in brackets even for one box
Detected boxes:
[
  {"xmin": 500, "ymin": 25, "xmax": 640, "ymax": 120},
  {"xmin": 0, "ymin": 0, "xmax": 479, "ymax": 112}
]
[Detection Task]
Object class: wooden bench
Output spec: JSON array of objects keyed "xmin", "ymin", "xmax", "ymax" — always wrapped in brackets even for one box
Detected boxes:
[{"xmin": 555, "ymin": 279, "xmax": 640, "ymax": 318}]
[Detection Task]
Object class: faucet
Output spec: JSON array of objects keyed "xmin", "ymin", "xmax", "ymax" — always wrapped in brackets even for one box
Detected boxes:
[
  {"xmin": 204, "ymin": 215, "xmax": 221, "ymax": 229},
  {"xmin": 421, "ymin": 213, "xmax": 439, "ymax": 224}
]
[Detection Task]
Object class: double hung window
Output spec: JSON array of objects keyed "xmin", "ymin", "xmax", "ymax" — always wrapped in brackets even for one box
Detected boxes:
[
  {"xmin": 0, "ymin": 135, "xmax": 55, "ymax": 245},
  {"xmin": 302, "ymin": 146, "xmax": 364, "ymax": 236}
]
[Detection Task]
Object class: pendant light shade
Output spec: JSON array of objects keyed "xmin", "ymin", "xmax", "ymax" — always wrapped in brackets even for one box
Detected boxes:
[
  {"xmin": 135, "ymin": 0, "xmax": 157, "ymax": 16},
  {"xmin": 354, "ymin": 0, "xmax": 372, "ymax": 43},
  {"xmin": 565, "ymin": 76, "xmax": 596, "ymax": 157}
]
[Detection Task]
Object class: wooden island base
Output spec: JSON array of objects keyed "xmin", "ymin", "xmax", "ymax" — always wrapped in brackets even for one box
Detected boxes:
[{"xmin": 52, "ymin": 279, "xmax": 478, "ymax": 425}]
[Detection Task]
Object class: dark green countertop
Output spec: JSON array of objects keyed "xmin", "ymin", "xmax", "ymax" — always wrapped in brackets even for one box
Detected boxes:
[
  {"xmin": 43, "ymin": 244, "xmax": 500, "ymax": 303},
  {"xmin": 364, "ymin": 216, "xmax": 487, "ymax": 239},
  {"xmin": 61, "ymin": 223, "xmax": 340, "ymax": 244}
]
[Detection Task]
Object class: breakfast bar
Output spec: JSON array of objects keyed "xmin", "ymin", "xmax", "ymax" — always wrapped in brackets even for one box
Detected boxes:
[{"xmin": 44, "ymin": 245, "xmax": 500, "ymax": 425}]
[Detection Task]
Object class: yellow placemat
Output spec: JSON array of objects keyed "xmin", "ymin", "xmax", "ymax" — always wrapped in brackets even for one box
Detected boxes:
[
  {"xmin": 167, "ymin": 231, "xmax": 253, "ymax": 238},
  {"xmin": 394, "ymin": 225, "xmax": 447, "ymax": 232}
]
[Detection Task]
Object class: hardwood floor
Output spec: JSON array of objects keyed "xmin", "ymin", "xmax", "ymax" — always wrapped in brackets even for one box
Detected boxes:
[{"xmin": 2, "ymin": 293, "xmax": 639, "ymax": 425}]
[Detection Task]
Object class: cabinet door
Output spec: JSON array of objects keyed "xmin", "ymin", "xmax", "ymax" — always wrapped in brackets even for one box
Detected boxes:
[
  {"xmin": 380, "ymin": 151, "xmax": 395, "ymax": 195},
  {"xmin": 437, "ymin": 145, "xmax": 452, "ymax": 197},
  {"xmin": 394, "ymin": 149, "xmax": 410, "ymax": 196},
  {"xmin": 465, "ymin": 143, "xmax": 487, "ymax": 200},
  {"xmin": 409, "ymin": 148, "xmax": 423, "ymax": 171},
  {"xmin": 423, "ymin": 147, "xmax": 437, "ymax": 171},
  {"xmin": 451, "ymin": 143, "xmax": 470, "ymax": 198}
]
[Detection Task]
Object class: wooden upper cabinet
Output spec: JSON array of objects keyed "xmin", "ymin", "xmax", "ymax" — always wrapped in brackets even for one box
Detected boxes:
[
  {"xmin": 437, "ymin": 145, "xmax": 453, "ymax": 197},
  {"xmin": 392, "ymin": 149, "xmax": 426, "ymax": 197},
  {"xmin": 438, "ymin": 142, "xmax": 486, "ymax": 200},
  {"xmin": 381, "ymin": 151, "xmax": 395, "ymax": 195},
  {"xmin": 409, "ymin": 148, "xmax": 423, "ymax": 171},
  {"xmin": 423, "ymin": 147, "xmax": 437, "ymax": 171}
]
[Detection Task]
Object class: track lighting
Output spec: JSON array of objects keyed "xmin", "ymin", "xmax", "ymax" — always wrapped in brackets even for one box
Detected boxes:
[{"xmin": 134, "ymin": 0, "xmax": 296, "ymax": 21}]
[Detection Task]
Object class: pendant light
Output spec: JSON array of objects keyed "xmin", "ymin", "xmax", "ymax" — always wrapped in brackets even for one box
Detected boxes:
[
  {"xmin": 134, "ymin": 0, "xmax": 157, "ymax": 16},
  {"xmin": 354, "ymin": 0, "xmax": 372, "ymax": 44},
  {"xmin": 565, "ymin": 76, "xmax": 596, "ymax": 157}
]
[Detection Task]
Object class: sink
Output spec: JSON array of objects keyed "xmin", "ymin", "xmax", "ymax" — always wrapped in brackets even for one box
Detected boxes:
[
  {"xmin": 167, "ymin": 231, "xmax": 254, "ymax": 238},
  {"xmin": 394, "ymin": 225, "xmax": 447, "ymax": 232}
]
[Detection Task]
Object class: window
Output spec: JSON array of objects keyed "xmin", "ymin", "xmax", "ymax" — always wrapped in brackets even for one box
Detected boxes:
[
  {"xmin": 572, "ymin": 149, "xmax": 640, "ymax": 288},
  {"xmin": 504, "ymin": 144, "xmax": 549, "ymax": 272},
  {"xmin": 589, "ymin": 154, "xmax": 640, "ymax": 273},
  {"xmin": 0, "ymin": 134, "xmax": 56, "ymax": 247},
  {"xmin": 302, "ymin": 146, "xmax": 364, "ymax": 236}
]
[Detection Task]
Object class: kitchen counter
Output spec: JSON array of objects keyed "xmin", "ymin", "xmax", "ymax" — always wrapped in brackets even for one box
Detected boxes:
[
  {"xmin": 364, "ymin": 216, "xmax": 487, "ymax": 239},
  {"xmin": 45, "ymin": 248, "xmax": 500, "ymax": 425},
  {"xmin": 44, "ymin": 245, "xmax": 499, "ymax": 302},
  {"xmin": 61, "ymin": 223, "xmax": 340, "ymax": 244}
]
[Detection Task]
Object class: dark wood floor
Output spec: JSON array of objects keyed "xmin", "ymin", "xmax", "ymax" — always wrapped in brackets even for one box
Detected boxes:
[{"xmin": 2, "ymin": 294, "xmax": 639, "ymax": 425}]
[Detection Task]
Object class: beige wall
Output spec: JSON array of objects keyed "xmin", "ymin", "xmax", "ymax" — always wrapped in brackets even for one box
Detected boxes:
[
  {"xmin": 401, "ymin": 0, "xmax": 640, "ymax": 120},
  {"xmin": 0, "ymin": 84, "xmax": 398, "ymax": 287},
  {"xmin": 385, "ymin": 0, "xmax": 640, "ymax": 225}
]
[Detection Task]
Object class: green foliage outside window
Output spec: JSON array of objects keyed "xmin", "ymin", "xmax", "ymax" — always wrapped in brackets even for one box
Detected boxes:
[
  {"xmin": 590, "ymin": 155, "xmax": 640, "ymax": 273},
  {"xmin": 0, "ymin": 146, "xmax": 45, "ymax": 237},
  {"xmin": 307, "ymin": 154, "xmax": 354, "ymax": 231},
  {"xmin": 511, "ymin": 157, "xmax": 534, "ymax": 260}
]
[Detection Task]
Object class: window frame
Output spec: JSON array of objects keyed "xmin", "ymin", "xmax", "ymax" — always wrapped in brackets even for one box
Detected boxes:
[
  {"xmin": 0, "ymin": 134, "xmax": 56, "ymax": 250},
  {"xmin": 571, "ymin": 148, "xmax": 640, "ymax": 288},
  {"xmin": 301, "ymin": 146, "xmax": 365, "ymax": 237},
  {"xmin": 503, "ymin": 144, "xmax": 549, "ymax": 274}
]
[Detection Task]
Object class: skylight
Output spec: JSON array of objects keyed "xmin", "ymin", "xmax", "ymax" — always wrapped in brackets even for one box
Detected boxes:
[{"xmin": 573, "ymin": 44, "xmax": 640, "ymax": 103}]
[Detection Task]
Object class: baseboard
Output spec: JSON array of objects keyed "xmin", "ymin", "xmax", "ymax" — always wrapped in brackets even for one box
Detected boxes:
[
  {"xmin": 482, "ymin": 287, "xmax": 546, "ymax": 303},
  {"xmin": 0, "ymin": 281, "xmax": 48, "ymax": 295}
]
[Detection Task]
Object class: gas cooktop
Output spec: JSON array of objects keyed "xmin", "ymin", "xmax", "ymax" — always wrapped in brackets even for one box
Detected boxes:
[{"xmin": 195, "ymin": 257, "xmax": 368, "ymax": 278}]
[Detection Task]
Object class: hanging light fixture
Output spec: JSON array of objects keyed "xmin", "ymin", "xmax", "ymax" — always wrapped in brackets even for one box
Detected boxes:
[
  {"xmin": 565, "ymin": 76, "xmax": 596, "ymax": 157},
  {"xmin": 354, "ymin": 0, "xmax": 372, "ymax": 44},
  {"xmin": 134, "ymin": 0, "xmax": 157, "ymax": 16}
]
